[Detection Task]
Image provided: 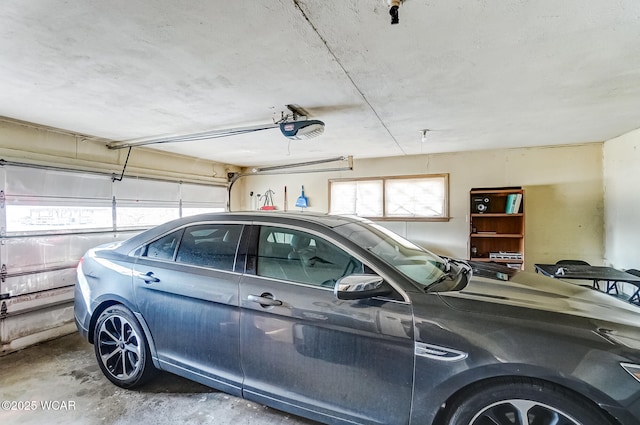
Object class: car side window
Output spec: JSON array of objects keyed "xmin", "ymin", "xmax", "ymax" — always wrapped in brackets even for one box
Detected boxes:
[
  {"xmin": 175, "ymin": 224, "xmax": 242, "ymax": 271},
  {"xmin": 257, "ymin": 226, "xmax": 363, "ymax": 287},
  {"xmin": 143, "ymin": 229, "xmax": 183, "ymax": 260}
]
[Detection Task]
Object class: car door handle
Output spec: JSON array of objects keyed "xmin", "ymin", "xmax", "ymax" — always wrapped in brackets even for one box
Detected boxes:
[
  {"xmin": 248, "ymin": 294, "xmax": 283, "ymax": 307},
  {"xmin": 137, "ymin": 271, "xmax": 160, "ymax": 284}
]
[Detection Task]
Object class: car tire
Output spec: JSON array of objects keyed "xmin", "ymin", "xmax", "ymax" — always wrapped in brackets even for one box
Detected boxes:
[
  {"xmin": 445, "ymin": 377, "xmax": 613, "ymax": 425},
  {"xmin": 93, "ymin": 304, "xmax": 156, "ymax": 389}
]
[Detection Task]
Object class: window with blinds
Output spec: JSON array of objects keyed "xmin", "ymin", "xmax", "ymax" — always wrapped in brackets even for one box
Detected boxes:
[{"xmin": 329, "ymin": 174, "xmax": 449, "ymax": 221}]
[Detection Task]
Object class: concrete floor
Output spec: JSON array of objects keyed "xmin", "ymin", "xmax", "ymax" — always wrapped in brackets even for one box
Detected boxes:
[{"xmin": 0, "ymin": 332, "xmax": 318, "ymax": 425}]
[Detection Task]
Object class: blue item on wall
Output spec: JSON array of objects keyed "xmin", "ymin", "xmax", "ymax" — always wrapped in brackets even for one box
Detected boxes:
[{"xmin": 295, "ymin": 186, "xmax": 309, "ymax": 209}]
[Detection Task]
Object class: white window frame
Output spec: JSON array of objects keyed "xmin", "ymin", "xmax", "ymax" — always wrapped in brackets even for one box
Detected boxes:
[{"xmin": 329, "ymin": 174, "xmax": 449, "ymax": 221}]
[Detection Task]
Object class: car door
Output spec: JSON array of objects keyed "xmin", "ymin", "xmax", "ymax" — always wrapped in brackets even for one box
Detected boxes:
[
  {"xmin": 132, "ymin": 222, "xmax": 244, "ymax": 395},
  {"xmin": 239, "ymin": 224, "xmax": 415, "ymax": 425}
]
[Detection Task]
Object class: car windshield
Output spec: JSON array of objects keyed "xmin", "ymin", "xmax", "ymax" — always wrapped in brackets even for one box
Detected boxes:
[{"xmin": 333, "ymin": 220, "xmax": 448, "ymax": 288}]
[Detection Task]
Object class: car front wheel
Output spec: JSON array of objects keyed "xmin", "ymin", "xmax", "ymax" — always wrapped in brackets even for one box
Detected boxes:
[
  {"xmin": 93, "ymin": 304, "xmax": 155, "ymax": 388},
  {"xmin": 445, "ymin": 378, "xmax": 613, "ymax": 425}
]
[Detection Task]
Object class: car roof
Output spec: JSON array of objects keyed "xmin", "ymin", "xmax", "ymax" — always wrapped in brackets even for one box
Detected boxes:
[
  {"xmin": 181, "ymin": 210, "xmax": 368, "ymax": 227},
  {"xmin": 117, "ymin": 211, "xmax": 369, "ymax": 252},
  {"xmin": 187, "ymin": 211, "xmax": 365, "ymax": 227}
]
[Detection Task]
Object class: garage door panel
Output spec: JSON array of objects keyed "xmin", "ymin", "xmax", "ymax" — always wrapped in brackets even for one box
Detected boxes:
[
  {"xmin": 4, "ymin": 166, "xmax": 112, "ymax": 199},
  {"xmin": 2, "ymin": 233, "xmax": 130, "ymax": 271},
  {"xmin": 0, "ymin": 291, "xmax": 74, "ymax": 350},
  {"xmin": 1, "ymin": 231, "xmax": 141, "ymax": 296},
  {"xmin": 3, "ymin": 268, "xmax": 75, "ymax": 298},
  {"xmin": 3, "ymin": 234, "xmax": 92, "ymax": 271}
]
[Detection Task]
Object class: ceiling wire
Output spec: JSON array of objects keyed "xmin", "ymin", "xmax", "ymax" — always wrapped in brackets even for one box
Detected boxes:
[{"xmin": 292, "ymin": 0, "xmax": 407, "ymax": 155}]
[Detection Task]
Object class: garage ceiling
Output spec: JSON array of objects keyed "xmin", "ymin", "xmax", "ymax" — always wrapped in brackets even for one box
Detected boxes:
[{"xmin": 1, "ymin": 1, "xmax": 640, "ymax": 167}]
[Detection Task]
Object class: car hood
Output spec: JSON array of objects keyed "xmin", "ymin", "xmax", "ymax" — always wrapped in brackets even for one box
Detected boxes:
[{"xmin": 438, "ymin": 263, "xmax": 640, "ymax": 329}]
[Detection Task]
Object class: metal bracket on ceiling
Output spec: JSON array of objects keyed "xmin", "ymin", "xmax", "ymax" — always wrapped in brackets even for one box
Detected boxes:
[
  {"xmin": 388, "ymin": 0, "xmax": 403, "ymax": 24},
  {"xmin": 278, "ymin": 104, "xmax": 309, "ymax": 122},
  {"xmin": 112, "ymin": 147, "xmax": 132, "ymax": 182}
]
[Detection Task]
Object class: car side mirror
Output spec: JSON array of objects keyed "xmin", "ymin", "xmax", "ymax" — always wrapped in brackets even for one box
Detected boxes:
[{"xmin": 334, "ymin": 274, "xmax": 391, "ymax": 300}]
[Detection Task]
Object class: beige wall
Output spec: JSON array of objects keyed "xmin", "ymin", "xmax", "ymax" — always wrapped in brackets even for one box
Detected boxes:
[
  {"xmin": 236, "ymin": 144, "xmax": 605, "ymax": 271},
  {"xmin": 1, "ymin": 117, "xmax": 608, "ymax": 272},
  {"xmin": 603, "ymin": 128, "xmax": 640, "ymax": 270},
  {"xmin": 0, "ymin": 118, "xmax": 236, "ymax": 185}
]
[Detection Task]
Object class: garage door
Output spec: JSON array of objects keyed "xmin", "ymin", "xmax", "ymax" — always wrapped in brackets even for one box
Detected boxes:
[{"xmin": 0, "ymin": 162, "xmax": 226, "ymax": 353}]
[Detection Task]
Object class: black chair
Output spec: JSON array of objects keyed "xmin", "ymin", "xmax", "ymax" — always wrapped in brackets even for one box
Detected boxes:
[
  {"xmin": 623, "ymin": 269, "xmax": 640, "ymax": 305},
  {"xmin": 555, "ymin": 259, "xmax": 591, "ymax": 266},
  {"xmin": 625, "ymin": 269, "xmax": 640, "ymax": 278},
  {"xmin": 553, "ymin": 259, "xmax": 594, "ymax": 289}
]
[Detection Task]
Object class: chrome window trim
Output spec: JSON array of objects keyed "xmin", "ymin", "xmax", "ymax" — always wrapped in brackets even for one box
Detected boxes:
[
  {"xmin": 130, "ymin": 220, "xmax": 247, "ymax": 273},
  {"xmin": 244, "ymin": 273, "xmax": 334, "ymax": 291}
]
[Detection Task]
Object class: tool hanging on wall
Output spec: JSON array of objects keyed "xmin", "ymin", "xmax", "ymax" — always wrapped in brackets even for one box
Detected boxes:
[
  {"xmin": 260, "ymin": 189, "xmax": 276, "ymax": 210},
  {"xmin": 295, "ymin": 186, "xmax": 309, "ymax": 210},
  {"xmin": 284, "ymin": 186, "xmax": 288, "ymax": 212}
]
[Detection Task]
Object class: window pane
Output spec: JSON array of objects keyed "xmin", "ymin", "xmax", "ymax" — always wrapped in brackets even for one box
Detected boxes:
[
  {"xmin": 333, "ymin": 221, "xmax": 447, "ymax": 288},
  {"xmin": 144, "ymin": 229, "xmax": 183, "ymax": 260},
  {"xmin": 356, "ymin": 181, "xmax": 383, "ymax": 216},
  {"xmin": 385, "ymin": 177, "xmax": 446, "ymax": 217},
  {"xmin": 175, "ymin": 224, "xmax": 242, "ymax": 270},
  {"xmin": 330, "ymin": 181, "xmax": 357, "ymax": 214},
  {"xmin": 330, "ymin": 180, "xmax": 383, "ymax": 217},
  {"xmin": 116, "ymin": 207, "xmax": 180, "ymax": 228},
  {"xmin": 6, "ymin": 205, "xmax": 113, "ymax": 232},
  {"xmin": 257, "ymin": 226, "xmax": 362, "ymax": 286}
]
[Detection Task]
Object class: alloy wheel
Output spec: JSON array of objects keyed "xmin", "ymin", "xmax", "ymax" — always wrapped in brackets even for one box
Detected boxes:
[
  {"xmin": 469, "ymin": 399, "xmax": 581, "ymax": 425},
  {"xmin": 96, "ymin": 314, "xmax": 143, "ymax": 380}
]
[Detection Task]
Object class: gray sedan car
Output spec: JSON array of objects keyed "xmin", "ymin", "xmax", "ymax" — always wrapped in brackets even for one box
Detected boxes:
[{"xmin": 75, "ymin": 212, "xmax": 640, "ymax": 425}]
